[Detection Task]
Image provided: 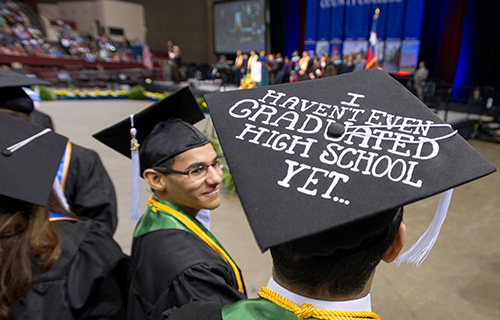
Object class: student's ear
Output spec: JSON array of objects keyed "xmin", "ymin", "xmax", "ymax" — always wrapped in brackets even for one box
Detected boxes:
[
  {"xmin": 143, "ymin": 169, "xmax": 167, "ymax": 192},
  {"xmin": 382, "ymin": 223, "xmax": 406, "ymax": 263}
]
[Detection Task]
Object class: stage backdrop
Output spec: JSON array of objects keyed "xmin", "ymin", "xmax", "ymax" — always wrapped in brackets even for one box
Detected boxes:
[{"xmin": 301, "ymin": 0, "xmax": 425, "ymax": 74}]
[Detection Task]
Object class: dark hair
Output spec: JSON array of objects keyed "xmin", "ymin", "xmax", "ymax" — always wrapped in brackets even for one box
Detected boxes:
[
  {"xmin": 155, "ymin": 156, "xmax": 176, "ymax": 171},
  {"xmin": 0, "ymin": 192, "xmax": 63, "ymax": 320},
  {"xmin": 271, "ymin": 207, "xmax": 403, "ymax": 299}
]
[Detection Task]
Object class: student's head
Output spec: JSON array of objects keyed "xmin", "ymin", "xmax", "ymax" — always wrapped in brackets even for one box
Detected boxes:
[
  {"xmin": 0, "ymin": 192, "xmax": 63, "ymax": 320},
  {"xmin": 0, "ymin": 86, "xmax": 35, "ymax": 122},
  {"xmin": 143, "ymin": 140, "xmax": 223, "ymax": 216},
  {"xmin": 473, "ymin": 87, "xmax": 481, "ymax": 99},
  {"xmin": 93, "ymin": 87, "xmax": 214, "ymax": 217},
  {"xmin": 271, "ymin": 207, "xmax": 405, "ymax": 299},
  {"xmin": 0, "ymin": 69, "xmax": 50, "ymax": 122}
]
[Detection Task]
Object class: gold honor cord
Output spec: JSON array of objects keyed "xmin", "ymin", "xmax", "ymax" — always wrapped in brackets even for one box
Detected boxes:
[
  {"xmin": 60, "ymin": 142, "xmax": 72, "ymax": 190},
  {"xmin": 257, "ymin": 287, "xmax": 381, "ymax": 320},
  {"xmin": 148, "ymin": 197, "xmax": 245, "ymax": 294},
  {"xmin": 49, "ymin": 217, "xmax": 80, "ymax": 222}
]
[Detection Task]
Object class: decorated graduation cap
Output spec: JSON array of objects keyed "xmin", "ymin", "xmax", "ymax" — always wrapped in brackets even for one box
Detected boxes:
[
  {"xmin": 93, "ymin": 86, "xmax": 208, "ymax": 219},
  {"xmin": 0, "ymin": 68, "xmax": 51, "ymax": 114},
  {"xmin": 204, "ymin": 68, "xmax": 496, "ymax": 265},
  {"xmin": 0, "ymin": 112, "xmax": 67, "ymax": 206}
]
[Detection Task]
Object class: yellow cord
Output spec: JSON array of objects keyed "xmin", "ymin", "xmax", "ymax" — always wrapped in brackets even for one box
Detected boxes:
[
  {"xmin": 60, "ymin": 142, "xmax": 72, "ymax": 190},
  {"xmin": 257, "ymin": 286, "xmax": 381, "ymax": 320},
  {"xmin": 148, "ymin": 197, "xmax": 244, "ymax": 294}
]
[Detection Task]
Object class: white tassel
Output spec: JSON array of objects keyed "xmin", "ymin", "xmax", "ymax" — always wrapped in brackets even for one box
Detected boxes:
[
  {"xmin": 130, "ymin": 114, "xmax": 141, "ymax": 220},
  {"xmin": 396, "ymin": 188, "xmax": 454, "ymax": 267}
]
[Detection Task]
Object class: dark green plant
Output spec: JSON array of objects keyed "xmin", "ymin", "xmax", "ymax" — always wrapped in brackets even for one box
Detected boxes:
[
  {"xmin": 38, "ymin": 86, "xmax": 54, "ymax": 101},
  {"xmin": 129, "ymin": 85, "xmax": 145, "ymax": 100}
]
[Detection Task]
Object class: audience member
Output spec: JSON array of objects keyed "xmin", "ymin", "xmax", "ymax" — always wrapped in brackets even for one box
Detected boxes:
[
  {"xmin": 414, "ymin": 61, "xmax": 429, "ymax": 100},
  {"xmin": 247, "ymin": 49, "xmax": 259, "ymax": 74},
  {"xmin": 343, "ymin": 53, "xmax": 355, "ymax": 73},
  {"xmin": 289, "ymin": 50, "xmax": 300, "ymax": 82},
  {"xmin": 353, "ymin": 53, "xmax": 365, "ymax": 71},
  {"xmin": 233, "ymin": 50, "xmax": 244, "ymax": 84},
  {"xmin": 274, "ymin": 56, "xmax": 290, "ymax": 84},
  {"xmin": 297, "ymin": 50, "xmax": 312, "ymax": 81}
]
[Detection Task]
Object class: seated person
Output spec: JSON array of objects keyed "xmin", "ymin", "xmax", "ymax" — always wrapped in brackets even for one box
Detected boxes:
[{"xmin": 0, "ymin": 112, "xmax": 128, "ymax": 319}]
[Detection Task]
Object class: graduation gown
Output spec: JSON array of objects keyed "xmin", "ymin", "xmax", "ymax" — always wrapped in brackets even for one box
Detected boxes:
[
  {"xmin": 59, "ymin": 142, "xmax": 117, "ymax": 234},
  {"xmin": 12, "ymin": 217, "xmax": 129, "ymax": 319},
  {"xmin": 163, "ymin": 298, "xmax": 309, "ymax": 320},
  {"xmin": 128, "ymin": 198, "xmax": 246, "ymax": 320},
  {"xmin": 163, "ymin": 279, "xmax": 376, "ymax": 320},
  {"xmin": 31, "ymin": 110, "xmax": 117, "ymax": 233},
  {"xmin": 163, "ymin": 298, "xmax": 379, "ymax": 320}
]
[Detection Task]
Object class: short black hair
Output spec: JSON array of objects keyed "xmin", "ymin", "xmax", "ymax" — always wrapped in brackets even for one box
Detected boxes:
[
  {"xmin": 155, "ymin": 156, "xmax": 176, "ymax": 171},
  {"xmin": 270, "ymin": 207, "xmax": 403, "ymax": 299}
]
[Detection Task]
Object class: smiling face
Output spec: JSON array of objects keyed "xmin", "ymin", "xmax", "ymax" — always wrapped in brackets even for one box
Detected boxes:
[{"xmin": 157, "ymin": 143, "xmax": 222, "ymax": 216}]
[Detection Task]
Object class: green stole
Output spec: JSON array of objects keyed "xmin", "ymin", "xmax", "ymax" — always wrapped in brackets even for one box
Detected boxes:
[
  {"xmin": 134, "ymin": 197, "xmax": 245, "ymax": 294},
  {"xmin": 134, "ymin": 198, "xmax": 224, "ymax": 252},
  {"xmin": 222, "ymin": 298, "xmax": 305, "ymax": 320}
]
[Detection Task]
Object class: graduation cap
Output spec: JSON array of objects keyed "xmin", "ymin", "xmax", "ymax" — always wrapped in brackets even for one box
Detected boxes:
[
  {"xmin": 93, "ymin": 86, "xmax": 208, "ymax": 173},
  {"xmin": 93, "ymin": 86, "xmax": 208, "ymax": 219},
  {"xmin": 0, "ymin": 112, "xmax": 67, "ymax": 206},
  {"xmin": 204, "ymin": 68, "xmax": 496, "ymax": 265},
  {"xmin": 0, "ymin": 68, "xmax": 51, "ymax": 88},
  {"xmin": 0, "ymin": 68, "xmax": 51, "ymax": 114}
]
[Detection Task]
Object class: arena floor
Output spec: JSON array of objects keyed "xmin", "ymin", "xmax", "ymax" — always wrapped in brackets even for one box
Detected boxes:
[{"xmin": 38, "ymin": 99, "xmax": 500, "ymax": 319}]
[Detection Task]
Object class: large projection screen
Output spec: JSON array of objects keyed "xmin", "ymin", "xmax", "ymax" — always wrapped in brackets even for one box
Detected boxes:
[{"xmin": 213, "ymin": 0, "xmax": 266, "ymax": 54}]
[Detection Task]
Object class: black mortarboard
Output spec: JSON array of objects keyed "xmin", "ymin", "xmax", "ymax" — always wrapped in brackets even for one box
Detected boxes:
[
  {"xmin": 93, "ymin": 86, "xmax": 208, "ymax": 174},
  {"xmin": 0, "ymin": 86, "xmax": 35, "ymax": 114},
  {"xmin": 0, "ymin": 68, "xmax": 51, "ymax": 114},
  {"xmin": 0, "ymin": 112, "xmax": 67, "ymax": 206},
  {"xmin": 204, "ymin": 69, "xmax": 496, "ymax": 261},
  {"xmin": 0, "ymin": 68, "xmax": 51, "ymax": 88}
]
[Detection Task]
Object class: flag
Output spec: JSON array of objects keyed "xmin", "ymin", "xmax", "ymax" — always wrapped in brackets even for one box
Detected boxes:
[
  {"xmin": 142, "ymin": 43, "xmax": 153, "ymax": 70},
  {"xmin": 365, "ymin": 9, "xmax": 380, "ymax": 69}
]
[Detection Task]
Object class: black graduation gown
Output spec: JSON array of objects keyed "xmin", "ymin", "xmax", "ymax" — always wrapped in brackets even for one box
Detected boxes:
[
  {"xmin": 63, "ymin": 143, "xmax": 118, "ymax": 234},
  {"xmin": 11, "ymin": 219, "xmax": 129, "ymax": 319},
  {"xmin": 128, "ymin": 229, "xmax": 247, "ymax": 320},
  {"xmin": 163, "ymin": 301, "xmax": 223, "ymax": 320},
  {"xmin": 31, "ymin": 110, "xmax": 116, "ymax": 233}
]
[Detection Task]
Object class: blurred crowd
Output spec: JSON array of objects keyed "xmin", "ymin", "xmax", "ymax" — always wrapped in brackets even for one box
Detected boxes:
[
  {"xmin": 215, "ymin": 49, "xmax": 368, "ymax": 88},
  {"xmin": 0, "ymin": 0, "xmax": 147, "ymax": 64}
]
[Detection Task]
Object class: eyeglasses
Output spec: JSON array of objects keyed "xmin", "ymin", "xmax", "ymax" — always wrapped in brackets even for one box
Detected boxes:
[{"xmin": 153, "ymin": 156, "xmax": 225, "ymax": 182}]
